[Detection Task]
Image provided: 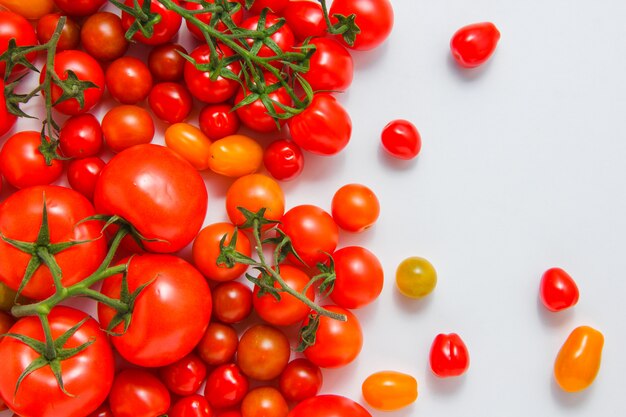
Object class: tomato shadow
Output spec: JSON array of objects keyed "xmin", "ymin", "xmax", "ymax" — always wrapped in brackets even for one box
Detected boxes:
[
  {"xmin": 446, "ymin": 54, "xmax": 495, "ymax": 82},
  {"xmin": 392, "ymin": 286, "xmax": 434, "ymax": 314},
  {"xmin": 424, "ymin": 369, "xmax": 468, "ymax": 396},
  {"xmin": 377, "ymin": 146, "xmax": 420, "ymax": 171},
  {"xmin": 350, "ymin": 43, "xmax": 391, "ymax": 72},
  {"xmin": 550, "ymin": 375, "xmax": 593, "ymax": 408},
  {"xmin": 536, "ymin": 295, "xmax": 576, "ymax": 329}
]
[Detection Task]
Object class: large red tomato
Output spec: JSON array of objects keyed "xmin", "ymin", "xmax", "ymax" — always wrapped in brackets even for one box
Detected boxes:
[
  {"xmin": 288, "ymin": 395, "xmax": 371, "ymax": 417},
  {"xmin": 0, "ymin": 306, "xmax": 114, "ymax": 417},
  {"xmin": 98, "ymin": 254, "xmax": 212, "ymax": 367},
  {"xmin": 93, "ymin": 144, "xmax": 208, "ymax": 253}
]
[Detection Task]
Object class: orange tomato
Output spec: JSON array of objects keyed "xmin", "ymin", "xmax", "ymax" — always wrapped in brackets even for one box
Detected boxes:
[
  {"xmin": 362, "ymin": 370, "xmax": 418, "ymax": 411},
  {"xmin": 0, "ymin": 0, "xmax": 54, "ymax": 20},
  {"xmin": 225, "ymin": 174, "xmax": 285, "ymax": 227},
  {"xmin": 164, "ymin": 123, "xmax": 212, "ymax": 170},
  {"xmin": 192, "ymin": 222, "xmax": 251, "ymax": 282},
  {"xmin": 208, "ymin": 134, "xmax": 263, "ymax": 177},
  {"xmin": 554, "ymin": 326, "xmax": 604, "ymax": 392}
]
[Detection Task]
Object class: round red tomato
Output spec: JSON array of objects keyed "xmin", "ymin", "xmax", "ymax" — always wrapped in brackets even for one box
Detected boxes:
[
  {"xmin": 0, "ymin": 11, "xmax": 38, "ymax": 79},
  {"xmin": 59, "ymin": 113, "xmax": 103, "ymax": 158},
  {"xmin": 204, "ymin": 363, "xmax": 249, "ymax": 409},
  {"xmin": 429, "ymin": 333, "xmax": 470, "ymax": 378},
  {"xmin": 109, "ymin": 368, "xmax": 170, "ymax": 417},
  {"xmin": 330, "ymin": 0, "xmax": 394, "ymax": 51},
  {"xmin": 330, "ymin": 246, "xmax": 384, "ymax": 309},
  {"xmin": 450, "ymin": 22, "xmax": 500, "ymax": 68},
  {"xmin": 279, "ymin": 358, "xmax": 322, "ymax": 403},
  {"xmin": 263, "ymin": 139, "xmax": 305, "ymax": 181},
  {"xmin": 381, "ymin": 119, "xmax": 421, "ymax": 160},
  {"xmin": 0, "ymin": 80, "xmax": 17, "ymax": 137},
  {"xmin": 0, "ymin": 306, "xmax": 114, "ymax": 417},
  {"xmin": 148, "ymin": 82, "xmax": 193, "ymax": 124},
  {"xmin": 240, "ymin": 13, "xmax": 294, "ymax": 63},
  {"xmin": 241, "ymin": 387, "xmax": 288, "ymax": 417},
  {"xmin": 184, "ymin": 43, "xmax": 241, "ymax": 103},
  {"xmin": 121, "ymin": 0, "xmax": 182, "ymax": 45},
  {"xmin": 192, "ymin": 222, "xmax": 252, "ymax": 282},
  {"xmin": 288, "ymin": 93, "xmax": 351, "ymax": 155},
  {"xmin": 169, "ymin": 394, "xmax": 213, "ymax": 417},
  {"xmin": 225, "ymin": 174, "xmax": 285, "ymax": 227},
  {"xmin": 53, "ymin": 0, "xmax": 106, "ymax": 16},
  {"xmin": 36, "ymin": 13, "xmax": 80, "ymax": 51},
  {"xmin": 288, "ymin": 395, "xmax": 371, "ymax": 417},
  {"xmin": 199, "ymin": 103, "xmax": 240, "ymax": 140},
  {"xmin": 102, "ymin": 105, "xmax": 155, "ymax": 153},
  {"xmin": 212, "ymin": 281, "xmax": 253, "ymax": 324},
  {"xmin": 196, "ymin": 322, "xmax": 238, "ymax": 366},
  {"xmin": 94, "ymin": 144, "xmax": 208, "ymax": 253},
  {"xmin": 237, "ymin": 324, "xmax": 291, "ymax": 381},
  {"xmin": 105, "ymin": 56, "xmax": 153, "ymax": 104},
  {"xmin": 235, "ymin": 74, "xmax": 293, "ymax": 133},
  {"xmin": 80, "ymin": 12, "xmax": 128, "ymax": 61},
  {"xmin": 67, "ymin": 156, "xmax": 106, "ymax": 200},
  {"xmin": 331, "ymin": 183, "xmax": 379, "ymax": 232},
  {"xmin": 302, "ymin": 38, "xmax": 353, "ymax": 92},
  {"xmin": 98, "ymin": 254, "xmax": 212, "ymax": 367},
  {"xmin": 250, "ymin": 0, "xmax": 288, "ymax": 14},
  {"xmin": 148, "ymin": 43, "xmax": 187, "ymax": 82},
  {"xmin": 540, "ymin": 267, "xmax": 579, "ymax": 312},
  {"xmin": 281, "ymin": 0, "xmax": 325, "ymax": 41},
  {"xmin": 186, "ymin": 0, "xmax": 244, "ymax": 38},
  {"xmin": 158, "ymin": 352, "xmax": 207, "ymax": 396},
  {"xmin": 0, "ymin": 185, "xmax": 107, "ymax": 300}
]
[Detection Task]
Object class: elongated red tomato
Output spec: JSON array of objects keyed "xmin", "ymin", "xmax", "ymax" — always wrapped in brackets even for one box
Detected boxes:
[
  {"xmin": 539, "ymin": 267, "xmax": 579, "ymax": 312},
  {"xmin": 554, "ymin": 326, "xmax": 604, "ymax": 392},
  {"xmin": 362, "ymin": 371, "xmax": 418, "ymax": 411},
  {"xmin": 450, "ymin": 22, "xmax": 500, "ymax": 68},
  {"xmin": 429, "ymin": 333, "xmax": 470, "ymax": 378},
  {"xmin": 288, "ymin": 395, "xmax": 371, "ymax": 417}
]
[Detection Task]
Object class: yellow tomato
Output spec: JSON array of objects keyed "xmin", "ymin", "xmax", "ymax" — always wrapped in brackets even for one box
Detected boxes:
[
  {"xmin": 395, "ymin": 256, "xmax": 437, "ymax": 298},
  {"xmin": 164, "ymin": 123, "xmax": 212, "ymax": 171},
  {"xmin": 554, "ymin": 326, "xmax": 604, "ymax": 392},
  {"xmin": 208, "ymin": 134, "xmax": 263, "ymax": 178},
  {"xmin": 362, "ymin": 371, "xmax": 418, "ymax": 411},
  {"xmin": 0, "ymin": 0, "xmax": 54, "ymax": 20}
]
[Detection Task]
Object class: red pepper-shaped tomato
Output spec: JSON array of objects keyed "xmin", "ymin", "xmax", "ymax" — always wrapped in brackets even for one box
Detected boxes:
[
  {"xmin": 450, "ymin": 22, "xmax": 500, "ymax": 68},
  {"xmin": 429, "ymin": 333, "xmax": 470, "ymax": 378},
  {"xmin": 554, "ymin": 326, "xmax": 604, "ymax": 392}
]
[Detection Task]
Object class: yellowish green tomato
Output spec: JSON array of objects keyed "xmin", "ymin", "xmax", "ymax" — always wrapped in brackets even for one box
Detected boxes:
[{"xmin": 395, "ymin": 256, "xmax": 437, "ymax": 298}]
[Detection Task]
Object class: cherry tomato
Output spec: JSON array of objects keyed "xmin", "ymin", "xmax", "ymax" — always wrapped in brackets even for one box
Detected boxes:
[
  {"xmin": 253, "ymin": 264, "xmax": 315, "ymax": 326},
  {"xmin": 281, "ymin": 0, "xmax": 325, "ymax": 41},
  {"xmin": 169, "ymin": 394, "xmax": 213, "ymax": 417},
  {"xmin": 86, "ymin": 403, "xmax": 113, "ymax": 417},
  {"xmin": 0, "ymin": 80, "xmax": 16, "ymax": 137},
  {"xmin": 540, "ymin": 267, "xmax": 579, "ymax": 312},
  {"xmin": 225, "ymin": 174, "xmax": 285, "ymax": 227},
  {"xmin": 101, "ymin": 105, "xmax": 155, "ymax": 153},
  {"xmin": 240, "ymin": 13, "xmax": 294, "ymax": 65},
  {"xmin": 450, "ymin": 22, "xmax": 500, "ymax": 68},
  {"xmin": 80, "ymin": 12, "xmax": 128, "ymax": 61},
  {"xmin": 234, "ymin": 74, "xmax": 293, "ymax": 133},
  {"xmin": 330, "ymin": 0, "xmax": 394, "ymax": 51},
  {"xmin": 41, "ymin": 50, "xmax": 105, "ymax": 115},
  {"xmin": 381, "ymin": 119, "xmax": 421, "ymax": 160},
  {"xmin": 196, "ymin": 322, "xmax": 239, "ymax": 366},
  {"xmin": 0, "ymin": 130, "xmax": 63, "ymax": 188},
  {"xmin": 209, "ymin": 134, "xmax": 264, "ymax": 177},
  {"xmin": 0, "ymin": 0, "xmax": 54, "ymax": 20},
  {"xmin": 59, "ymin": 113, "xmax": 103, "ymax": 158},
  {"xmin": 303, "ymin": 305, "xmax": 362, "ymax": 368},
  {"xmin": 362, "ymin": 371, "xmax": 418, "ymax": 411},
  {"xmin": 121, "ymin": 0, "xmax": 182, "ymax": 45},
  {"xmin": 330, "ymin": 246, "xmax": 384, "ymax": 309},
  {"xmin": 287, "ymin": 395, "xmax": 371, "ymax": 417},
  {"xmin": 288, "ymin": 93, "xmax": 351, "ymax": 155},
  {"xmin": 199, "ymin": 103, "xmax": 241, "ymax": 141},
  {"xmin": 105, "ymin": 56, "xmax": 153, "ymax": 104},
  {"xmin": 263, "ymin": 139, "xmax": 304, "ymax": 181},
  {"xmin": 212, "ymin": 281, "xmax": 253, "ymax": 323},
  {"xmin": 554, "ymin": 326, "xmax": 604, "ymax": 392},
  {"xmin": 98, "ymin": 254, "xmax": 212, "ymax": 367},
  {"xmin": 250, "ymin": 0, "xmax": 289, "ymax": 14},
  {"xmin": 159, "ymin": 352, "xmax": 208, "ymax": 396},
  {"xmin": 302, "ymin": 38, "xmax": 353, "ymax": 92},
  {"xmin": 184, "ymin": 44, "xmax": 241, "ymax": 103},
  {"xmin": 165, "ymin": 122, "xmax": 213, "ymax": 171},
  {"xmin": 109, "ymin": 369, "xmax": 171, "ymax": 417},
  {"xmin": 67, "ymin": 156, "xmax": 106, "ymax": 200},
  {"xmin": 53, "ymin": 0, "xmax": 106, "ymax": 16},
  {"xmin": 331, "ymin": 183, "xmax": 379, "ymax": 232},
  {"xmin": 149, "ymin": 82, "xmax": 193, "ymax": 124},
  {"xmin": 36, "ymin": 13, "xmax": 80, "ymax": 51},
  {"xmin": 279, "ymin": 358, "xmax": 323, "ymax": 403},
  {"xmin": 278, "ymin": 205, "xmax": 338, "ymax": 267},
  {"xmin": 192, "ymin": 222, "xmax": 252, "ymax": 282},
  {"xmin": 148, "ymin": 43, "xmax": 188, "ymax": 82},
  {"xmin": 429, "ymin": 333, "xmax": 470, "ymax": 378},
  {"xmin": 395, "ymin": 256, "xmax": 437, "ymax": 298},
  {"xmin": 0, "ymin": 11, "xmax": 38, "ymax": 79},
  {"xmin": 204, "ymin": 363, "xmax": 249, "ymax": 409},
  {"xmin": 237, "ymin": 324, "xmax": 291, "ymax": 381},
  {"xmin": 186, "ymin": 0, "xmax": 244, "ymax": 38},
  {"xmin": 241, "ymin": 387, "xmax": 289, "ymax": 417}
]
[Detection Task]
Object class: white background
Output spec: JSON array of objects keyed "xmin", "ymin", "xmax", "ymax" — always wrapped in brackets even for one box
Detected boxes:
[{"xmin": 3, "ymin": 0, "xmax": 626, "ymax": 416}]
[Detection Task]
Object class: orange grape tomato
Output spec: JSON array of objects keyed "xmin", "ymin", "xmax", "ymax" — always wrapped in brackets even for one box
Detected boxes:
[
  {"xmin": 554, "ymin": 326, "xmax": 604, "ymax": 392},
  {"xmin": 164, "ymin": 123, "xmax": 212, "ymax": 171},
  {"xmin": 362, "ymin": 370, "xmax": 418, "ymax": 411},
  {"xmin": 208, "ymin": 134, "xmax": 263, "ymax": 178},
  {"xmin": 0, "ymin": 0, "xmax": 54, "ymax": 19}
]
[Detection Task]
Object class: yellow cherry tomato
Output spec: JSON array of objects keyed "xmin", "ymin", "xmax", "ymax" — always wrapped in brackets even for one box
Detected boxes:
[
  {"xmin": 164, "ymin": 123, "xmax": 212, "ymax": 171},
  {"xmin": 362, "ymin": 371, "xmax": 418, "ymax": 411},
  {"xmin": 395, "ymin": 256, "xmax": 437, "ymax": 298},
  {"xmin": 208, "ymin": 134, "xmax": 263, "ymax": 178},
  {"xmin": 0, "ymin": 0, "xmax": 54, "ymax": 20},
  {"xmin": 554, "ymin": 326, "xmax": 604, "ymax": 392}
]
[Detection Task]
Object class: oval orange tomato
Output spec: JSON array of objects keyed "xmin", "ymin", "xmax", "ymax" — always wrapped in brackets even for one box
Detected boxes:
[
  {"xmin": 165, "ymin": 123, "xmax": 212, "ymax": 170},
  {"xmin": 362, "ymin": 371, "xmax": 418, "ymax": 411},
  {"xmin": 208, "ymin": 134, "xmax": 263, "ymax": 178},
  {"xmin": 554, "ymin": 326, "xmax": 604, "ymax": 392}
]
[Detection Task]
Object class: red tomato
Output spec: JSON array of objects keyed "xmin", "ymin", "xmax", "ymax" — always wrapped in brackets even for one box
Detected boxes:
[
  {"xmin": 67, "ymin": 156, "xmax": 106, "ymax": 200},
  {"xmin": 59, "ymin": 113, "xmax": 103, "ymax": 158},
  {"xmin": 109, "ymin": 369, "xmax": 170, "ymax": 417},
  {"xmin": 159, "ymin": 352, "xmax": 208, "ymax": 396},
  {"xmin": 53, "ymin": 0, "xmax": 106, "ymax": 16},
  {"xmin": 241, "ymin": 387, "xmax": 289, "ymax": 417},
  {"xmin": 281, "ymin": 0, "xmax": 325, "ymax": 41},
  {"xmin": 279, "ymin": 358, "xmax": 323, "ymax": 403},
  {"xmin": 263, "ymin": 139, "xmax": 305, "ymax": 181},
  {"xmin": 0, "ymin": 130, "xmax": 63, "ymax": 188},
  {"xmin": 41, "ymin": 50, "xmax": 105, "ymax": 115},
  {"xmin": 102, "ymin": 105, "xmax": 155, "ymax": 153},
  {"xmin": 98, "ymin": 254, "xmax": 212, "ymax": 367},
  {"xmin": 186, "ymin": 0, "xmax": 244, "ymax": 38},
  {"xmin": 199, "ymin": 103, "xmax": 241, "ymax": 140},
  {"xmin": 0, "ymin": 11, "xmax": 38, "ymax": 79},
  {"xmin": 234, "ymin": 74, "xmax": 293, "ymax": 133},
  {"xmin": 0, "ymin": 80, "xmax": 17, "ymax": 137},
  {"xmin": 196, "ymin": 322, "xmax": 239, "ymax": 366},
  {"xmin": 169, "ymin": 394, "xmax": 213, "ymax": 417},
  {"xmin": 303, "ymin": 305, "xmax": 362, "ymax": 368},
  {"xmin": 288, "ymin": 93, "xmax": 351, "ymax": 155},
  {"xmin": 0, "ymin": 306, "xmax": 114, "ymax": 417},
  {"xmin": 184, "ymin": 44, "xmax": 241, "ymax": 103},
  {"xmin": 303, "ymin": 38, "xmax": 353, "ymax": 92},
  {"xmin": 540, "ymin": 267, "xmax": 579, "ymax": 312},
  {"xmin": 287, "ymin": 395, "xmax": 371, "ymax": 417},
  {"xmin": 212, "ymin": 281, "xmax": 253, "ymax": 324},
  {"xmin": 450, "ymin": 22, "xmax": 500, "ymax": 68},
  {"xmin": 204, "ymin": 363, "xmax": 249, "ymax": 409},
  {"xmin": 86, "ymin": 403, "xmax": 113, "ymax": 417},
  {"xmin": 331, "ymin": 183, "xmax": 379, "ymax": 232},
  {"xmin": 36, "ymin": 13, "xmax": 80, "ymax": 51},
  {"xmin": 80, "ymin": 12, "xmax": 128, "ymax": 61},
  {"xmin": 279, "ymin": 205, "xmax": 338, "ymax": 267},
  {"xmin": 148, "ymin": 43, "xmax": 188, "ymax": 81},
  {"xmin": 240, "ymin": 13, "xmax": 294, "ymax": 64},
  {"xmin": 381, "ymin": 119, "xmax": 421, "ymax": 160},
  {"xmin": 94, "ymin": 144, "xmax": 208, "ymax": 253},
  {"xmin": 237, "ymin": 324, "xmax": 291, "ymax": 381},
  {"xmin": 225, "ymin": 174, "xmax": 285, "ymax": 227},
  {"xmin": 121, "ymin": 0, "xmax": 182, "ymax": 45},
  {"xmin": 253, "ymin": 264, "xmax": 315, "ymax": 326},
  {"xmin": 148, "ymin": 82, "xmax": 193, "ymax": 124},
  {"xmin": 330, "ymin": 0, "xmax": 394, "ymax": 51},
  {"xmin": 105, "ymin": 56, "xmax": 153, "ymax": 104},
  {"xmin": 0, "ymin": 185, "xmax": 107, "ymax": 300},
  {"xmin": 330, "ymin": 246, "xmax": 384, "ymax": 309},
  {"xmin": 192, "ymin": 222, "xmax": 252, "ymax": 282},
  {"xmin": 429, "ymin": 333, "xmax": 470, "ymax": 378},
  {"xmin": 250, "ymin": 0, "xmax": 289, "ymax": 14}
]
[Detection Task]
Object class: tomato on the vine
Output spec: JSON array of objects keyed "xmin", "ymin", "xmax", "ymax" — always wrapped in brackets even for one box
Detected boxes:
[
  {"xmin": 450, "ymin": 22, "xmax": 500, "ymax": 68},
  {"xmin": 186, "ymin": 0, "xmax": 244, "ymax": 38},
  {"xmin": 101, "ymin": 105, "xmax": 155, "ymax": 153},
  {"xmin": 237, "ymin": 324, "xmax": 291, "ymax": 381},
  {"xmin": 199, "ymin": 103, "xmax": 241, "ymax": 141},
  {"xmin": 330, "ymin": 0, "xmax": 394, "ymax": 51},
  {"xmin": 225, "ymin": 174, "xmax": 285, "ymax": 227},
  {"xmin": 204, "ymin": 363, "xmax": 249, "ymax": 409},
  {"xmin": 429, "ymin": 333, "xmax": 470, "ymax": 378},
  {"xmin": 105, "ymin": 56, "xmax": 153, "ymax": 104},
  {"xmin": 0, "ymin": 11, "xmax": 38, "ymax": 79},
  {"xmin": 121, "ymin": 0, "xmax": 182, "ymax": 45},
  {"xmin": 59, "ymin": 113, "xmax": 103, "ymax": 158},
  {"xmin": 212, "ymin": 281, "xmax": 253, "ymax": 323},
  {"xmin": 331, "ymin": 183, "xmax": 380, "ymax": 232},
  {"xmin": 279, "ymin": 358, "xmax": 323, "ymax": 403},
  {"xmin": 539, "ymin": 267, "xmax": 579, "ymax": 312},
  {"xmin": 240, "ymin": 13, "xmax": 295, "ymax": 64},
  {"xmin": 281, "ymin": 0, "xmax": 325, "ymax": 41},
  {"xmin": 80, "ymin": 12, "xmax": 128, "ymax": 61},
  {"xmin": 53, "ymin": 0, "xmax": 106, "ymax": 16},
  {"xmin": 158, "ymin": 352, "xmax": 208, "ymax": 396},
  {"xmin": 362, "ymin": 371, "xmax": 418, "ymax": 411},
  {"xmin": 554, "ymin": 326, "xmax": 604, "ymax": 392},
  {"xmin": 184, "ymin": 44, "xmax": 241, "ymax": 103},
  {"xmin": 108, "ymin": 369, "xmax": 171, "ymax": 417},
  {"xmin": 302, "ymin": 38, "xmax": 353, "ymax": 92},
  {"xmin": 36, "ymin": 13, "xmax": 80, "ymax": 51},
  {"xmin": 263, "ymin": 139, "xmax": 304, "ymax": 181},
  {"xmin": 148, "ymin": 82, "xmax": 193, "ymax": 124},
  {"xmin": 381, "ymin": 119, "xmax": 421, "ymax": 160},
  {"xmin": 241, "ymin": 387, "xmax": 289, "ymax": 417},
  {"xmin": 234, "ymin": 73, "xmax": 293, "ymax": 133},
  {"xmin": 67, "ymin": 156, "xmax": 106, "ymax": 200},
  {"xmin": 192, "ymin": 222, "xmax": 251, "ymax": 282},
  {"xmin": 288, "ymin": 395, "xmax": 372, "ymax": 417},
  {"xmin": 330, "ymin": 246, "xmax": 384, "ymax": 309}
]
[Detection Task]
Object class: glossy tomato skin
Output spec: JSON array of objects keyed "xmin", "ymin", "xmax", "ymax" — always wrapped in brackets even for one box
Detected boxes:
[
  {"xmin": 159, "ymin": 352, "xmax": 208, "ymax": 396},
  {"xmin": 330, "ymin": 246, "xmax": 384, "ymax": 309},
  {"xmin": 0, "ymin": 185, "xmax": 107, "ymax": 300},
  {"xmin": 234, "ymin": 74, "xmax": 293, "ymax": 133},
  {"xmin": 288, "ymin": 395, "xmax": 371, "ymax": 417},
  {"xmin": 121, "ymin": 0, "xmax": 182, "ymax": 45},
  {"xmin": 450, "ymin": 22, "xmax": 500, "ymax": 68},
  {"xmin": 362, "ymin": 371, "xmax": 418, "ymax": 411},
  {"xmin": 263, "ymin": 139, "xmax": 304, "ymax": 181},
  {"xmin": 109, "ymin": 368, "xmax": 170, "ymax": 417},
  {"xmin": 192, "ymin": 222, "xmax": 251, "ymax": 282},
  {"xmin": 540, "ymin": 267, "xmax": 579, "ymax": 312},
  {"xmin": 67, "ymin": 156, "xmax": 106, "ymax": 200},
  {"xmin": 212, "ymin": 281, "xmax": 253, "ymax": 323},
  {"xmin": 241, "ymin": 387, "xmax": 289, "ymax": 417},
  {"xmin": 226, "ymin": 174, "xmax": 285, "ymax": 227},
  {"xmin": 196, "ymin": 322, "xmax": 239, "ymax": 366},
  {"xmin": 0, "ymin": 130, "xmax": 63, "ymax": 188},
  {"xmin": 59, "ymin": 113, "xmax": 103, "ymax": 158},
  {"xmin": 204, "ymin": 363, "xmax": 249, "ymax": 409},
  {"xmin": 98, "ymin": 254, "xmax": 212, "ymax": 367},
  {"xmin": 288, "ymin": 93, "xmax": 351, "ymax": 155},
  {"xmin": 169, "ymin": 394, "xmax": 213, "ymax": 417},
  {"xmin": 164, "ymin": 122, "xmax": 212, "ymax": 170},
  {"xmin": 381, "ymin": 119, "xmax": 421, "ymax": 160},
  {"xmin": 36, "ymin": 13, "xmax": 80, "ymax": 51},
  {"xmin": 209, "ymin": 134, "xmax": 264, "ymax": 177},
  {"xmin": 94, "ymin": 144, "xmax": 208, "ymax": 253},
  {"xmin": 429, "ymin": 333, "xmax": 470, "ymax": 378},
  {"xmin": 331, "ymin": 183, "xmax": 379, "ymax": 232},
  {"xmin": 185, "ymin": 44, "xmax": 241, "ymax": 103},
  {"xmin": 0, "ymin": 306, "xmax": 114, "ymax": 417},
  {"xmin": 186, "ymin": 0, "xmax": 244, "ymax": 37},
  {"xmin": 237, "ymin": 324, "xmax": 291, "ymax": 381},
  {"xmin": 303, "ymin": 38, "xmax": 353, "ymax": 92},
  {"xmin": 0, "ymin": 80, "xmax": 17, "ymax": 137},
  {"xmin": 105, "ymin": 56, "xmax": 153, "ymax": 104},
  {"xmin": 102, "ymin": 105, "xmax": 155, "ymax": 153},
  {"xmin": 279, "ymin": 358, "xmax": 322, "ymax": 403},
  {"xmin": 396, "ymin": 256, "xmax": 437, "ymax": 299},
  {"xmin": 281, "ymin": 0, "xmax": 325, "ymax": 41},
  {"xmin": 53, "ymin": 0, "xmax": 106, "ymax": 16},
  {"xmin": 148, "ymin": 43, "xmax": 187, "ymax": 81},
  {"xmin": 554, "ymin": 326, "xmax": 604, "ymax": 392},
  {"xmin": 0, "ymin": 0, "xmax": 54, "ymax": 20},
  {"xmin": 0, "ymin": 11, "xmax": 38, "ymax": 78},
  {"xmin": 250, "ymin": 0, "xmax": 288, "ymax": 14},
  {"xmin": 199, "ymin": 103, "xmax": 240, "ymax": 140},
  {"xmin": 330, "ymin": 0, "xmax": 393, "ymax": 50},
  {"xmin": 149, "ymin": 82, "xmax": 193, "ymax": 124},
  {"xmin": 80, "ymin": 12, "xmax": 128, "ymax": 61}
]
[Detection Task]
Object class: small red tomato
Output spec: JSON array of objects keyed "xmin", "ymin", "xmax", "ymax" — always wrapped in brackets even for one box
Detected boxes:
[
  {"xmin": 184, "ymin": 44, "xmax": 241, "ymax": 103},
  {"xmin": 279, "ymin": 358, "xmax": 322, "ymax": 403},
  {"xmin": 212, "ymin": 281, "xmax": 253, "ymax": 324},
  {"xmin": 263, "ymin": 139, "xmax": 305, "ymax": 181},
  {"xmin": 196, "ymin": 322, "xmax": 239, "ymax": 366},
  {"xmin": 281, "ymin": 0, "xmax": 325, "ymax": 41},
  {"xmin": 429, "ymin": 333, "xmax": 470, "ymax": 378},
  {"xmin": 148, "ymin": 43, "xmax": 187, "ymax": 82},
  {"xmin": 540, "ymin": 267, "xmax": 579, "ymax": 312},
  {"xmin": 302, "ymin": 38, "xmax": 353, "ymax": 92},
  {"xmin": 192, "ymin": 222, "xmax": 251, "ymax": 282},
  {"xmin": 159, "ymin": 352, "xmax": 208, "ymax": 396},
  {"xmin": 53, "ymin": 0, "xmax": 106, "ymax": 16},
  {"xmin": 59, "ymin": 113, "xmax": 103, "ymax": 158},
  {"xmin": 109, "ymin": 369, "xmax": 171, "ymax": 417},
  {"xmin": 80, "ymin": 12, "xmax": 129, "ymax": 62},
  {"xmin": 235, "ymin": 73, "xmax": 293, "ymax": 133},
  {"xmin": 67, "ymin": 156, "xmax": 106, "ymax": 200},
  {"xmin": 37, "ymin": 13, "xmax": 80, "ymax": 51},
  {"xmin": 148, "ymin": 82, "xmax": 193, "ymax": 124},
  {"xmin": 381, "ymin": 119, "xmax": 421, "ymax": 160},
  {"xmin": 331, "ymin": 183, "xmax": 379, "ymax": 232},
  {"xmin": 199, "ymin": 104, "xmax": 240, "ymax": 141},
  {"xmin": 120, "ymin": 0, "xmax": 182, "ymax": 45},
  {"xmin": 240, "ymin": 387, "xmax": 289, "ymax": 417},
  {"xmin": 185, "ymin": 0, "xmax": 243, "ymax": 38},
  {"xmin": 330, "ymin": 0, "xmax": 394, "ymax": 51},
  {"xmin": 330, "ymin": 246, "xmax": 384, "ymax": 309},
  {"xmin": 450, "ymin": 22, "xmax": 500, "ymax": 68},
  {"xmin": 169, "ymin": 394, "xmax": 213, "ymax": 417},
  {"xmin": 204, "ymin": 363, "xmax": 249, "ymax": 409},
  {"xmin": 105, "ymin": 56, "xmax": 153, "ymax": 104}
]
